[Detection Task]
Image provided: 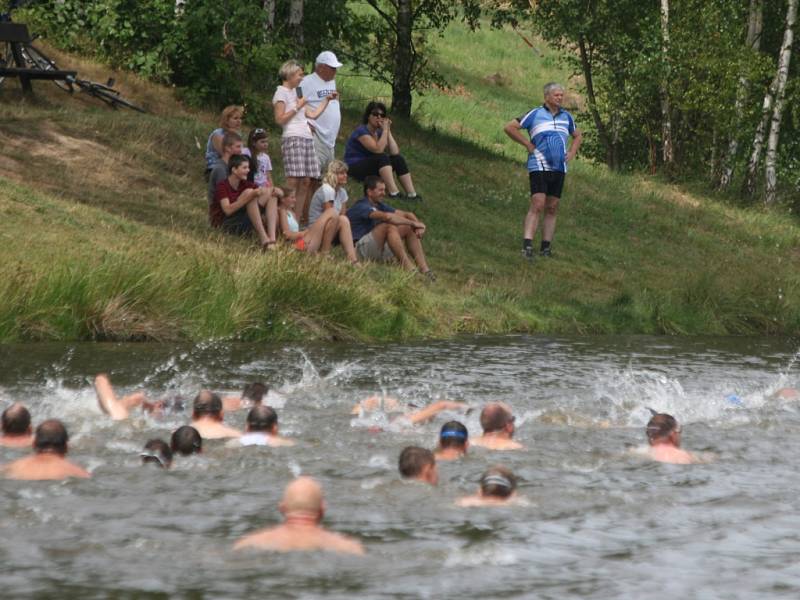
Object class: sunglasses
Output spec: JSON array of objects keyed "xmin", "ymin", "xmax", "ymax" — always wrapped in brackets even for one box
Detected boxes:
[
  {"xmin": 253, "ymin": 128, "xmax": 266, "ymax": 134},
  {"xmin": 371, "ymin": 111, "xmax": 386, "ymax": 118}
]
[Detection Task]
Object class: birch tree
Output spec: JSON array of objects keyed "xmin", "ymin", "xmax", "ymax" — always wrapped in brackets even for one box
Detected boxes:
[
  {"xmin": 288, "ymin": 0, "xmax": 304, "ymax": 50},
  {"xmin": 764, "ymin": 0, "xmax": 797, "ymax": 205},
  {"xmin": 659, "ymin": 0, "xmax": 674, "ymax": 168}
]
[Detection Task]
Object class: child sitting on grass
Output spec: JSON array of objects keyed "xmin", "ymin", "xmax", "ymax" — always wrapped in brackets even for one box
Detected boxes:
[
  {"xmin": 243, "ymin": 128, "xmax": 284, "ymax": 203},
  {"xmin": 278, "ymin": 189, "xmax": 338, "ymax": 254}
]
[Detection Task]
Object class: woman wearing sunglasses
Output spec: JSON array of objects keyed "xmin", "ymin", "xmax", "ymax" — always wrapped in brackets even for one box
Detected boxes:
[{"xmin": 343, "ymin": 101, "xmax": 421, "ymax": 201}]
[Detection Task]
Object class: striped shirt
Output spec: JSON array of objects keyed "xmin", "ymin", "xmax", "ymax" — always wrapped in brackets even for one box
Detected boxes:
[{"xmin": 517, "ymin": 105, "xmax": 576, "ymax": 173}]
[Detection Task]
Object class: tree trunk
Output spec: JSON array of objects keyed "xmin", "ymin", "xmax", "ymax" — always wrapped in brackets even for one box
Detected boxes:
[
  {"xmin": 743, "ymin": 87, "xmax": 774, "ymax": 198},
  {"xmin": 718, "ymin": 0, "xmax": 763, "ymax": 189},
  {"xmin": 263, "ymin": 0, "xmax": 276, "ymax": 34},
  {"xmin": 288, "ymin": 0, "xmax": 304, "ymax": 52},
  {"xmin": 577, "ymin": 36, "xmax": 614, "ymax": 169},
  {"xmin": 391, "ymin": 0, "xmax": 414, "ymax": 117},
  {"xmin": 659, "ymin": 0, "xmax": 674, "ymax": 169},
  {"xmin": 764, "ymin": 0, "xmax": 797, "ymax": 205}
]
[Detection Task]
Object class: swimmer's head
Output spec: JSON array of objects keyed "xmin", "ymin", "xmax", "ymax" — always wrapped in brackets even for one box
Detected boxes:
[
  {"xmin": 439, "ymin": 420, "xmax": 468, "ymax": 450},
  {"xmin": 646, "ymin": 413, "xmax": 681, "ymax": 445},
  {"xmin": 242, "ymin": 382, "xmax": 269, "ymax": 404},
  {"xmin": 140, "ymin": 438, "xmax": 173, "ymax": 468},
  {"xmin": 246, "ymin": 405, "xmax": 277, "ymax": 433},
  {"xmin": 480, "ymin": 403, "xmax": 515, "ymax": 435},
  {"xmin": 398, "ymin": 446, "xmax": 438, "ymax": 485},
  {"xmin": 351, "ymin": 395, "xmax": 402, "ymax": 415},
  {"xmin": 279, "ymin": 476, "xmax": 325, "ymax": 521},
  {"xmin": 480, "ymin": 466, "xmax": 517, "ymax": 499},
  {"xmin": 143, "ymin": 397, "xmax": 185, "ymax": 416},
  {"xmin": 170, "ymin": 425, "xmax": 202, "ymax": 456},
  {"xmin": 33, "ymin": 419, "xmax": 69, "ymax": 455},
  {"xmin": 193, "ymin": 390, "xmax": 223, "ymax": 420},
  {"xmin": 2, "ymin": 402, "xmax": 32, "ymax": 435}
]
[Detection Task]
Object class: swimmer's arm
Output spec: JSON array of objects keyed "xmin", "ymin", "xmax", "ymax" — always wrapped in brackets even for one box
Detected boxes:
[
  {"xmin": 406, "ymin": 400, "xmax": 467, "ymax": 425},
  {"xmin": 94, "ymin": 374, "xmax": 130, "ymax": 420}
]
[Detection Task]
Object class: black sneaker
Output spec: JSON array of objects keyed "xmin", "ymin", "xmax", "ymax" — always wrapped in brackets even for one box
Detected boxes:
[
  {"xmin": 522, "ymin": 247, "xmax": 534, "ymax": 261},
  {"xmin": 404, "ymin": 193, "xmax": 423, "ymax": 202},
  {"xmin": 423, "ymin": 270, "xmax": 437, "ymax": 282},
  {"xmin": 540, "ymin": 247, "xmax": 552, "ymax": 257}
]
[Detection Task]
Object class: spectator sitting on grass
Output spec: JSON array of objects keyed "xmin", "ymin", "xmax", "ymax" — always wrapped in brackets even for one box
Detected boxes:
[
  {"xmin": 278, "ymin": 188, "xmax": 339, "ymax": 255},
  {"xmin": 346, "ymin": 176, "xmax": 435, "ymax": 279},
  {"xmin": 308, "ymin": 160, "xmax": 359, "ymax": 265},
  {"xmin": 210, "ymin": 154, "xmax": 276, "ymax": 249},
  {"xmin": 205, "ymin": 105, "xmax": 243, "ymax": 176}
]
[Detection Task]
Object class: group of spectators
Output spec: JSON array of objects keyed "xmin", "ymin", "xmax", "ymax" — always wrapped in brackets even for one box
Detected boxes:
[{"xmin": 204, "ymin": 51, "xmax": 433, "ymax": 278}]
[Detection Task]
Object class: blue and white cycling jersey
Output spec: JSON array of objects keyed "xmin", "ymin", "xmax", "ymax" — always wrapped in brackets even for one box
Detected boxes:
[{"xmin": 518, "ymin": 105, "xmax": 576, "ymax": 173}]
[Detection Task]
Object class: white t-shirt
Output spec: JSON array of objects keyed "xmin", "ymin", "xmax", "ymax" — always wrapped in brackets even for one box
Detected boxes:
[
  {"xmin": 241, "ymin": 148, "xmax": 273, "ymax": 187},
  {"xmin": 239, "ymin": 432, "xmax": 269, "ymax": 447},
  {"xmin": 272, "ymin": 85, "xmax": 312, "ymax": 139},
  {"xmin": 309, "ymin": 183, "xmax": 348, "ymax": 225},
  {"xmin": 300, "ymin": 71, "xmax": 340, "ymax": 149}
]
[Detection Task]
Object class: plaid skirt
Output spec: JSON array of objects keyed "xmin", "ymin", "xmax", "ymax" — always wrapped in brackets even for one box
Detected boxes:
[{"xmin": 281, "ymin": 136, "xmax": 320, "ymax": 178}]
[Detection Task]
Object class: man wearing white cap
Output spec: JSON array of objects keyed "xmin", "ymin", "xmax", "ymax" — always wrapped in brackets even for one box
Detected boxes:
[{"xmin": 301, "ymin": 51, "xmax": 343, "ymax": 176}]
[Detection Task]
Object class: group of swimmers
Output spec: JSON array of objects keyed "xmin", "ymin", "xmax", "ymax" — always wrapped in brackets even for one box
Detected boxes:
[{"xmin": 3, "ymin": 380, "xmax": 797, "ymax": 555}]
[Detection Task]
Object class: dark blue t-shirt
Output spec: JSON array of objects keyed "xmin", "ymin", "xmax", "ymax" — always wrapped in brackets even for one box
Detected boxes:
[
  {"xmin": 347, "ymin": 197, "xmax": 396, "ymax": 241},
  {"xmin": 344, "ymin": 125, "xmax": 383, "ymax": 166}
]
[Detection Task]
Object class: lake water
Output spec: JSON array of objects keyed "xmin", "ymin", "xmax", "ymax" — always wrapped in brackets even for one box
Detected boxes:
[{"xmin": 1, "ymin": 335, "xmax": 799, "ymax": 599}]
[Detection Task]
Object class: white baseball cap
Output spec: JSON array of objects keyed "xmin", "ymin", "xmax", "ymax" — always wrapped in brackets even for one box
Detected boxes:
[{"xmin": 315, "ymin": 51, "xmax": 343, "ymax": 69}]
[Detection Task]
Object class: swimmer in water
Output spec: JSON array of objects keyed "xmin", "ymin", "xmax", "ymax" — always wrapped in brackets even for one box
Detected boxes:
[
  {"xmin": 644, "ymin": 412, "xmax": 701, "ymax": 465},
  {"xmin": 94, "ymin": 374, "xmax": 185, "ymax": 420},
  {"xmin": 434, "ymin": 420, "xmax": 468, "ymax": 461},
  {"xmin": 398, "ymin": 446, "xmax": 438, "ymax": 485},
  {"xmin": 191, "ymin": 391, "xmax": 241, "ymax": 440},
  {"xmin": 233, "ymin": 476, "xmax": 365, "ymax": 555},
  {"xmin": 170, "ymin": 426, "xmax": 203, "ymax": 456},
  {"xmin": 1, "ymin": 403, "xmax": 34, "ymax": 448},
  {"xmin": 140, "ymin": 438, "xmax": 173, "ymax": 468},
  {"xmin": 772, "ymin": 387, "xmax": 800, "ymax": 401},
  {"xmin": 471, "ymin": 403, "xmax": 524, "ymax": 451},
  {"xmin": 222, "ymin": 382, "xmax": 269, "ymax": 412},
  {"xmin": 238, "ymin": 405, "xmax": 295, "ymax": 447},
  {"xmin": 456, "ymin": 466, "xmax": 520, "ymax": 507},
  {"xmin": 352, "ymin": 397, "xmax": 468, "ymax": 429},
  {"xmin": 1, "ymin": 419, "xmax": 90, "ymax": 480}
]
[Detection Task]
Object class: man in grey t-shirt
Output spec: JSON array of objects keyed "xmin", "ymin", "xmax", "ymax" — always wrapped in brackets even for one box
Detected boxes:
[{"xmin": 301, "ymin": 51, "xmax": 342, "ymax": 175}]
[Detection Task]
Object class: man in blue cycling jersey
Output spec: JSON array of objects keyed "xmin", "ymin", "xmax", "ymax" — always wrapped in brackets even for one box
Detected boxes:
[{"xmin": 504, "ymin": 82, "xmax": 582, "ymax": 260}]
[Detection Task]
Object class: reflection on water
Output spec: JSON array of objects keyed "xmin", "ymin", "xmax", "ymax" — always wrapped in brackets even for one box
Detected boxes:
[{"xmin": 1, "ymin": 335, "xmax": 800, "ymax": 598}]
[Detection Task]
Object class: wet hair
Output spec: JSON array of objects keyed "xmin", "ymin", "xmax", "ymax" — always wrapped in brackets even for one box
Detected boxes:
[
  {"xmin": 141, "ymin": 438, "xmax": 173, "ymax": 468},
  {"xmin": 480, "ymin": 466, "xmax": 517, "ymax": 499},
  {"xmin": 363, "ymin": 175, "xmax": 384, "ymax": 195},
  {"xmin": 361, "ymin": 100, "xmax": 387, "ymax": 124},
  {"xmin": 33, "ymin": 419, "xmax": 69, "ymax": 455},
  {"xmin": 228, "ymin": 153, "xmax": 249, "ymax": 174},
  {"xmin": 480, "ymin": 403, "xmax": 514, "ymax": 434},
  {"xmin": 2, "ymin": 403, "xmax": 31, "ymax": 435},
  {"xmin": 221, "ymin": 131, "xmax": 242, "ymax": 152},
  {"xmin": 246, "ymin": 405, "xmax": 277, "ymax": 432},
  {"xmin": 646, "ymin": 413, "xmax": 679, "ymax": 443},
  {"xmin": 242, "ymin": 382, "xmax": 268, "ymax": 404},
  {"xmin": 278, "ymin": 59, "xmax": 302, "ymax": 81},
  {"xmin": 220, "ymin": 105, "xmax": 244, "ymax": 129},
  {"xmin": 439, "ymin": 420, "xmax": 468, "ymax": 449},
  {"xmin": 398, "ymin": 446, "xmax": 435, "ymax": 479},
  {"xmin": 322, "ymin": 159, "xmax": 348, "ymax": 188},
  {"xmin": 193, "ymin": 390, "xmax": 223, "ymax": 418},
  {"xmin": 170, "ymin": 426, "xmax": 202, "ymax": 456}
]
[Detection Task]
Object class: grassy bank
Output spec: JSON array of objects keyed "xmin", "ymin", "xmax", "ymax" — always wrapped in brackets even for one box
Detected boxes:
[{"xmin": 0, "ymin": 28, "xmax": 798, "ymax": 342}]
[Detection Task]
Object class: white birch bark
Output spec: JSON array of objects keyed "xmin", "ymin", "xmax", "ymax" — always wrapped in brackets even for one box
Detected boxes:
[
  {"xmin": 263, "ymin": 0, "xmax": 276, "ymax": 32},
  {"xmin": 764, "ymin": 0, "xmax": 797, "ymax": 205},
  {"xmin": 289, "ymin": 0, "xmax": 304, "ymax": 49},
  {"xmin": 659, "ymin": 0, "xmax": 674, "ymax": 167}
]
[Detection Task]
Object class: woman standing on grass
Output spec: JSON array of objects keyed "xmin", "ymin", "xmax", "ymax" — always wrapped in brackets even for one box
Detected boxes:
[
  {"xmin": 278, "ymin": 189, "xmax": 339, "ymax": 255},
  {"xmin": 308, "ymin": 160, "xmax": 359, "ymax": 264},
  {"xmin": 343, "ymin": 101, "xmax": 420, "ymax": 201},
  {"xmin": 205, "ymin": 105, "xmax": 243, "ymax": 175},
  {"xmin": 272, "ymin": 59, "xmax": 336, "ymax": 226}
]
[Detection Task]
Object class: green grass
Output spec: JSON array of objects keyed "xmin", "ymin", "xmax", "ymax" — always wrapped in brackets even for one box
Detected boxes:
[{"xmin": 0, "ymin": 24, "xmax": 798, "ymax": 342}]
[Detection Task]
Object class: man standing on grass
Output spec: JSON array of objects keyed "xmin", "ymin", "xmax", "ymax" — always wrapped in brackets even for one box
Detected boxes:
[
  {"xmin": 504, "ymin": 82, "xmax": 582, "ymax": 260},
  {"xmin": 302, "ymin": 51, "xmax": 343, "ymax": 176}
]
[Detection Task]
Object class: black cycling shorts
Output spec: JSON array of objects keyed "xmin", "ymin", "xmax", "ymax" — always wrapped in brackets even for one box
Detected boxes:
[{"xmin": 529, "ymin": 171, "xmax": 565, "ymax": 198}]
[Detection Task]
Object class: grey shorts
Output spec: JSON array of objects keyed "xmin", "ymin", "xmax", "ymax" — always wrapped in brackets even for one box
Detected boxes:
[
  {"xmin": 356, "ymin": 231, "xmax": 394, "ymax": 262},
  {"xmin": 313, "ymin": 134, "xmax": 335, "ymax": 177}
]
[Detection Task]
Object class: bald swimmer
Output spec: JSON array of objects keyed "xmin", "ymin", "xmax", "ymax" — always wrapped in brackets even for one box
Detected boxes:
[
  {"xmin": 398, "ymin": 446, "xmax": 438, "ymax": 485},
  {"xmin": 191, "ymin": 391, "xmax": 241, "ymax": 440},
  {"xmin": 2, "ymin": 419, "xmax": 90, "ymax": 480},
  {"xmin": 471, "ymin": 403, "xmax": 524, "ymax": 450},
  {"xmin": 434, "ymin": 420, "xmax": 468, "ymax": 461},
  {"xmin": 457, "ymin": 466, "xmax": 520, "ymax": 507},
  {"xmin": 233, "ymin": 477, "xmax": 364, "ymax": 555},
  {"xmin": 1, "ymin": 403, "xmax": 34, "ymax": 448},
  {"xmin": 239, "ymin": 405, "xmax": 295, "ymax": 447},
  {"xmin": 644, "ymin": 413, "xmax": 701, "ymax": 465}
]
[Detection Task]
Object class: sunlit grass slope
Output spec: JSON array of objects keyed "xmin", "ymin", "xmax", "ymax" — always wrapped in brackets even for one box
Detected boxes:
[{"xmin": 0, "ymin": 27, "xmax": 798, "ymax": 342}]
